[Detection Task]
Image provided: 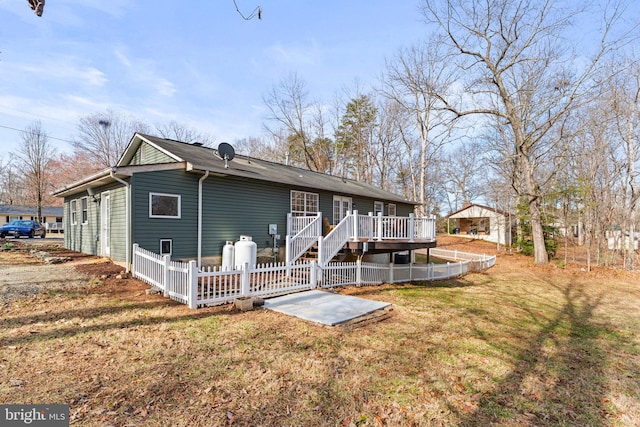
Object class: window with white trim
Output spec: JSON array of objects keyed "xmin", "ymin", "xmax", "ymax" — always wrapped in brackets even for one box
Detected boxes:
[
  {"xmin": 70, "ymin": 200, "xmax": 77, "ymax": 225},
  {"xmin": 333, "ymin": 195, "xmax": 352, "ymax": 224},
  {"xmin": 149, "ymin": 193, "xmax": 181, "ymax": 219},
  {"xmin": 290, "ymin": 190, "xmax": 319, "ymax": 216},
  {"xmin": 81, "ymin": 197, "xmax": 88, "ymax": 224},
  {"xmin": 388, "ymin": 203, "xmax": 397, "ymax": 216},
  {"xmin": 374, "ymin": 201, "xmax": 384, "ymax": 215},
  {"xmin": 160, "ymin": 239, "xmax": 172, "ymax": 256}
]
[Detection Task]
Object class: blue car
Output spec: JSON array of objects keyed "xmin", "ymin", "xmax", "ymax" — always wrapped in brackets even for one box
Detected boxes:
[{"xmin": 0, "ymin": 220, "xmax": 46, "ymax": 239}]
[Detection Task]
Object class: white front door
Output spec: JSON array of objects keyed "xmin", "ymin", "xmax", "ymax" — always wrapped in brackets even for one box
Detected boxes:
[
  {"xmin": 101, "ymin": 192, "xmax": 110, "ymax": 257},
  {"xmin": 333, "ymin": 196, "xmax": 352, "ymax": 225}
]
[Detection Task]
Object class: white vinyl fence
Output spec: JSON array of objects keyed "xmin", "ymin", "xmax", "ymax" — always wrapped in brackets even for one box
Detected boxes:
[{"xmin": 132, "ymin": 243, "xmax": 496, "ymax": 309}]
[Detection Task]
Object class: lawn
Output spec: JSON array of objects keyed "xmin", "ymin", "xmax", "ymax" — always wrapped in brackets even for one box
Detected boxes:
[{"xmin": 1, "ymin": 237, "xmax": 639, "ymax": 426}]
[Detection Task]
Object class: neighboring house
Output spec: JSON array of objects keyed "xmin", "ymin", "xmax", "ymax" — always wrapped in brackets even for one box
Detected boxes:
[
  {"xmin": 0, "ymin": 204, "xmax": 64, "ymax": 233},
  {"xmin": 606, "ymin": 229, "xmax": 639, "ymax": 251},
  {"xmin": 53, "ymin": 133, "xmax": 436, "ymax": 268},
  {"xmin": 447, "ymin": 202, "xmax": 514, "ymax": 246}
]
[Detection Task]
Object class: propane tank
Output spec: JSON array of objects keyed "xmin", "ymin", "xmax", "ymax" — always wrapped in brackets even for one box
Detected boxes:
[
  {"xmin": 222, "ymin": 241, "xmax": 235, "ymax": 271},
  {"xmin": 234, "ymin": 235, "xmax": 257, "ymax": 269}
]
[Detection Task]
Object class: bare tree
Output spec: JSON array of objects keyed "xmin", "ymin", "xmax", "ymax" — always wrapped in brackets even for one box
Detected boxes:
[
  {"xmin": 74, "ymin": 109, "xmax": 150, "ymax": 168},
  {"xmin": 15, "ymin": 121, "xmax": 56, "ymax": 221},
  {"xmin": 154, "ymin": 120, "xmax": 216, "ymax": 146},
  {"xmin": 0, "ymin": 157, "xmax": 28, "ymax": 205},
  {"xmin": 608, "ymin": 56, "xmax": 640, "ymax": 269},
  {"xmin": 381, "ymin": 37, "xmax": 457, "ymax": 216},
  {"xmin": 370, "ymin": 98, "xmax": 407, "ymax": 192},
  {"xmin": 442, "ymin": 141, "xmax": 484, "ymax": 212},
  {"xmin": 422, "ymin": 0, "xmax": 630, "ymax": 264},
  {"xmin": 262, "ymin": 73, "xmax": 331, "ymax": 172}
]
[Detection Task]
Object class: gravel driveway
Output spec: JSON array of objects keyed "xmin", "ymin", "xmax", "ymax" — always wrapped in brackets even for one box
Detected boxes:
[
  {"xmin": 0, "ymin": 241, "xmax": 97, "ymax": 305},
  {"xmin": 0, "ymin": 263, "xmax": 93, "ymax": 304}
]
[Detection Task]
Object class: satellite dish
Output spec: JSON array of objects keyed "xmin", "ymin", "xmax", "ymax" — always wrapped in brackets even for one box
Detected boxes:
[{"xmin": 217, "ymin": 142, "xmax": 235, "ymax": 168}]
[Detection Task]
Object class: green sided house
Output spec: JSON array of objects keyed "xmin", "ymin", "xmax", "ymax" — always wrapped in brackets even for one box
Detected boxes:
[{"xmin": 53, "ymin": 133, "xmax": 436, "ymax": 269}]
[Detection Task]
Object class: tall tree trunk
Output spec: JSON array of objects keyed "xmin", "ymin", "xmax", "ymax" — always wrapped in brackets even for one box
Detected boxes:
[
  {"xmin": 521, "ymin": 149, "xmax": 550, "ymax": 264},
  {"xmin": 529, "ymin": 198, "xmax": 549, "ymax": 264}
]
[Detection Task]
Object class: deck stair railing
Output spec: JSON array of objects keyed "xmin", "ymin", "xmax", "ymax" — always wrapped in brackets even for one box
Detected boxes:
[
  {"xmin": 319, "ymin": 212, "xmax": 354, "ymax": 266},
  {"xmin": 285, "ymin": 213, "xmax": 322, "ymax": 264}
]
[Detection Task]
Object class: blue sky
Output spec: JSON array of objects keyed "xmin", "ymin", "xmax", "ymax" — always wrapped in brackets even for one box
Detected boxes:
[{"xmin": 0, "ymin": 0, "xmax": 428, "ymax": 160}]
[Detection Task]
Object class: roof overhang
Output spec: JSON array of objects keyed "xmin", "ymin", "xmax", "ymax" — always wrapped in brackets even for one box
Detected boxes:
[{"xmin": 52, "ymin": 163, "xmax": 186, "ymax": 198}]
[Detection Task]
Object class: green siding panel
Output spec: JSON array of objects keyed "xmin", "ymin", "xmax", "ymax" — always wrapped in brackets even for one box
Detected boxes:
[
  {"xmin": 130, "ymin": 142, "xmax": 176, "ymax": 165},
  {"xmin": 63, "ymin": 193, "xmax": 99, "ymax": 255},
  {"xmin": 106, "ymin": 185, "xmax": 128, "ymax": 262},
  {"xmin": 130, "ymin": 170, "xmax": 199, "ymax": 258}
]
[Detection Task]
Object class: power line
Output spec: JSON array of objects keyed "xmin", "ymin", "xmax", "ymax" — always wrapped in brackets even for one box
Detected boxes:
[
  {"xmin": 0, "ymin": 124, "xmax": 75, "ymax": 145},
  {"xmin": 233, "ymin": 0, "xmax": 262, "ymax": 20}
]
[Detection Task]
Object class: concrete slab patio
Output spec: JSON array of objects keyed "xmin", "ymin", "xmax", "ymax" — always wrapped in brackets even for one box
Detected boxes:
[{"xmin": 263, "ymin": 290, "xmax": 391, "ymax": 326}]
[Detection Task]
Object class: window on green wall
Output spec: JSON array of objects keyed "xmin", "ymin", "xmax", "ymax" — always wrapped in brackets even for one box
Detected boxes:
[
  {"xmin": 71, "ymin": 200, "xmax": 77, "ymax": 225},
  {"xmin": 290, "ymin": 190, "xmax": 318, "ymax": 216},
  {"xmin": 149, "ymin": 193, "xmax": 181, "ymax": 219},
  {"xmin": 81, "ymin": 197, "xmax": 88, "ymax": 224}
]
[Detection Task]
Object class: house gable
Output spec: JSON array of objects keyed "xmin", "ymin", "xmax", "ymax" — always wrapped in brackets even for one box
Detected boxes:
[
  {"xmin": 117, "ymin": 134, "xmax": 183, "ymax": 167},
  {"xmin": 447, "ymin": 203, "xmax": 509, "ymax": 220},
  {"xmin": 129, "ymin": 141, "xmax": 178, "ymax": 165}
]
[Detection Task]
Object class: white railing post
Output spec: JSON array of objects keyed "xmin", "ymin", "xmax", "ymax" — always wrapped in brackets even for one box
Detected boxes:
[
  {"xmin": 285, "ymin": 235, "xmax": 291, "ymax": 264},
  {"xmin": 286, "ymin": 213, "xmax": 292, "ymax": 235},
  {"xmin": 187, "ymin": 260, "xmax": 198, "ymax": 309},
  {"xmin": 310, "ymin": 260, "xmax": 317, "ymax": 288},
  {"xmin": 132, "ymin": 244, "xmax": 139, "ymax": 277},
  {"xmin": 316, "ymin": 212, "xmax": 322, "ymax": 236},
  {"xmin": 409, "ymin": 213, "xmax": 415, "ymax": 242},
  {"xmin": 241, "ymin": 262, "xmax": 251, "ymax": 296},
  {"xmin": 352, "ymin": 210, "xmax": 359, "ymax": 241},
  {"xmin": 162, "ymin": 254, "xmax": 171, "ymax": 297},
  {"xmin": 317, "ymin": 236, "xmax": 324, "ymax": 266},
  {"xmin": 432, "ymin": 214, "xmax": 437, "ymax": 240},
  {"xmin": 356, "ymin": 258, "xmax": 362, "ymax": 286},
  {"xmin": 377, "ymin": 212, "xmax": 383, "ymax": 241}
]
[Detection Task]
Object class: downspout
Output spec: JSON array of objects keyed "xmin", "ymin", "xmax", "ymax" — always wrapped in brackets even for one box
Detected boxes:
[
  {"xmin": 197, "ymin": 171, "xmax": 210, "ymax": 266},
  {"xmin": 110, "ymin": 168, "xmax": 131, "ymax": 272}
]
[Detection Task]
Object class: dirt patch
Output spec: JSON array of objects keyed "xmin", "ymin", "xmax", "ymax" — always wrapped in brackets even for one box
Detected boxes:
[{"xmin": 0, "ymin": 240, "xmax": 129, "ymax": 305}]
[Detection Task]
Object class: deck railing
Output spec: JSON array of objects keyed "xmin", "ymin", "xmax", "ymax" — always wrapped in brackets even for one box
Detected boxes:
[{"xmin": 287, "ymin": 211, "xmax": 438, "ymax": 265}]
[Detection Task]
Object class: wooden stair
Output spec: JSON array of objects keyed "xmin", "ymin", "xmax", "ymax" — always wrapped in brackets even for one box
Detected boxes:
[{"xmin": 299, "ymin": 244, "xmax": 352, "ymax": 264}]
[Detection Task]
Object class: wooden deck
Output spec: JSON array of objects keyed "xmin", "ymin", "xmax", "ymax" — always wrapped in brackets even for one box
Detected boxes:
[{"xmin": 345, "ymin": 239, "xmax": 437, "ymax": 255}]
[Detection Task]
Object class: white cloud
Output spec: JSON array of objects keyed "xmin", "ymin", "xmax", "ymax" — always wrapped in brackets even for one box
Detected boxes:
[
  {"xmin": 113, "ymin": 48, "xmax": 132, "ymax": 68},
  {"xmin": 265, "ymin": 41, "xmax": 322, "ymax": 67},
  {"xmin": 110, "ymin": 47, "xmax": 176, "ymax": 98},
  {"xmin": 18, "ymin": 61, "xmax": 108, "ymax": 88},
  {"xmin": 156, "ymin": 79, "xmax": 177, "ymax": 97}
]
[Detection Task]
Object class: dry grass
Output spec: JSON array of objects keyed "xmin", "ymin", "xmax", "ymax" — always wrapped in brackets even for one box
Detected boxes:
[{"xmin": 1, "ymin": 237, "xmax": 639, "ymax": 426}]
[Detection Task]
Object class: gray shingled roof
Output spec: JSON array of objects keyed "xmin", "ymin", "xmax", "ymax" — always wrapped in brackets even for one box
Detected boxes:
[
  {"xmin": 134, "ymin": 133, "xmax": 414, "ymax": 205},
  {"xmin": 0, "ymin": 204, "xmax": 63, "ymax": 216}
]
